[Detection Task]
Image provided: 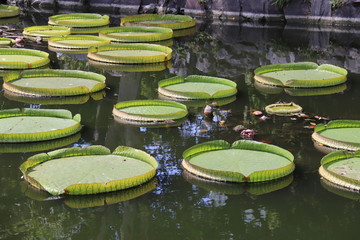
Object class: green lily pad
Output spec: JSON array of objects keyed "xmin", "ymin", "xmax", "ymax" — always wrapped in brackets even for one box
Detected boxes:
[
  {"xmin": 48, "ymin": 35, "xmax": 111, "ymax": 49},
  {"xmin": 121, "ymin": 14, "xmax": 196, "ymax": 30},
  {"xmin": 182, "ymin": 140, "xmax": 294, "ymax": 182},
  {"xmin": 0, "ymin": 108, "xmax": 81, "ymax": 143},
  {"xmin": 113, "ymin": 99, "xmax": 188, "ymax": 125},
  {"xmin": 265, "ymin": 102, "xmax": 302, "ymax": 116},
  {"xmin": 158, "ymin": 94, "xmax": 236, "ymax": 107},
  {"xmin": 88, "ymin": 43, "xmax": 172, "ymax": 64},
  {"xmin": 0, "ymin": 48, "xmax": 50, "ymax": 70},
  {"xmin": 99, "ymin": 26, "xmax": 173, "ymax": 43},
  {"xmin": 254, "ymin": 62, "xmax": 347, "ymax": 88},
  {"xmin": 0, "ymin": 37, "xmax": 13, "ymax": 46},
  {"xmin": 312, "ymin": 120, "xmax": 360, "ymax": 151},
  {"xmin": 158, "ymin": 75, "xmax": 237, "ymax": 100},
  {"xmin": 183, "ymin": 170, "xmax": 293, "ymax": 195},
  {"xmin": 3, "ymin": 69, "xmax": 106, "ymax": 97},
  {"xmin": 23, "ymin": 26, "xmax": 71, "ymax": 41},
  {"xmin": 48, "ymin": 13, "xmax": 109, "ymax": 33},
  {"xmin": 19, "ymin": 145, "xmax": 158, "ymax": 195},
  {"xmin": 320, "ymin": 150, "xmax": 360, "ymax": 191},
  {"xmin": 0, "ymin": 4, "xmax": 19, "ymax": 18}
]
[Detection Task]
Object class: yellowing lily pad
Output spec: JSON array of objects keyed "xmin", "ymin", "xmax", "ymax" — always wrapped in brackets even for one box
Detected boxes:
[
  {"xmin": 23, "ymin": 26, "xmax": 71, "ymax": 41},
  {"xmin": 265, "ymin": 102, "xmax": 302, "ymax": 116},
  {"xmin": 0, "ymin": 4, "xmax": 19, "ymax": 18}
]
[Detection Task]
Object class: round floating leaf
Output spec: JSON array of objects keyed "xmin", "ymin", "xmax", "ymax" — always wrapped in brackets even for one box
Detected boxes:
[
  {"xmin": 0, "ymin": 133, "xmax": 80, "ymax": 153},
  {"xmin": 88, "ymin": 59, "xmax": 172, "ymax": 72},
  {"xmin": 265, "ymin": 102, "xmax": 302, "ymax": 116},
  {"xmin": 48, "ymin": 35, "xmax": 111, "ymax": 49},
  {"xmin": 0, "ymin": 37, "xmax": 13, "ymax": 46},
  {"xmin": 99, "ymin": 26, "xmax": 173, "ymax": 43},
  {"xmin": 183, "ymin": 170, "xmax": 293, "ymax": 195},
  {"xmin": 158, "ymin": 94, "xmax": 236, "ymax": 107},
  {"xmin": 120, "ymin": 14, "xmax": 196, "ymax": 30},
  {"xmin": 320, "ymin": 150, "xmax": 360, "ymax": 191},
  {"xmin": 0, "ymin": 108, "xmax": 82, "ymax": 143},
  {"xmin": 113, "ymin": 99, "xmax": 188, "ymax": 126},
  {"xmin": 3, "ymin": 69, "xmax": 106, "ymax": 97},
  {"xmin": 20, "ymin": 145, "xmax": 158, "ymax": 195},
  {"xmin": 158, "ymin": 75, "xmax": 237, "ymax": 100},
  {"xmin": 48, "ymin": 13, "xmax": 110, "ymax": 28},
  {"xmin": 0, "ymin": 4, "xmax": 19, "ymax": 18},
  {"xmin": 23, "ymin": 26, "xmax": 71, "ymax": 41},
  {"xmin": 182, "ymin": 140, "xmax": 295, "ymax": 183},
  {"xmin": 254, "ymin": 62, "xmax": 347, "ymax": 88},
  {"xmin": 88, "ymin": 43, "xmax": 172, "ymax": 64},
  {"xmin": 312, "ymin": 120, "xmax": 360, "ymax": 151},
  {"xmin": 0, "ymin": 48, "xmax": 50, "ymax": 70}
]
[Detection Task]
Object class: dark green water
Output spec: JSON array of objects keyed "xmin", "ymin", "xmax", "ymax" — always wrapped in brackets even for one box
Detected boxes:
[{"xmin": 1, "ymin": 8, "xmax": 360, "ymax": 240}]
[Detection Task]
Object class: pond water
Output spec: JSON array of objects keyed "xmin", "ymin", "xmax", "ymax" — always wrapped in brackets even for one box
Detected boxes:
[{"xmin": 2, "ymin": 6, "xmax": 360, "ymax": 240}]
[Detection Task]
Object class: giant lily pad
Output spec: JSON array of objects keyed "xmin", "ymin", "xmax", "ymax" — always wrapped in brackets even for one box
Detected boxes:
[
  {"xmin": 319, "ymin": 150, "xmax": 360, "ymax": 191},
  {"xmin": 3, "ymin": 69, "xmax": 106, "ymax": 97},
  {"xmin": 113, "ymin": 99, "xmax": 188, "ymax": 126},
  {"xmin": 182, "ymin": 140, "xmax": 294, "ymax": 182},
  {"xmin": 312, "ymin": 120, "xmax": 360, "ymax": 151},
  {"xmin": 265, "ymin": 102, "xmax": 302, "ymax": 116},
  {"xmin": 48, "ymin": 35, "xmax": 111, "ymax": 50},
  {"xmin": 120, "ymin": 14, "xmax": 196, "ymax": 30},
  {"xmin": 0, "ymin": 48, "xmax": 50, "ymax": 70},
  {"xmin": 88, "ymin": 59, "xmax": 172, "ymax": 72},
  {"xmin": 99, "ymin": 26, "xmax": 173, "ymax": 43},
  {"xmin": 19, "ymin": 145, "xmax": 158, "ymax": 195},
  {"xmin": 0, "ymin": 108, "xmax": 81, "ymax": 143},
  {"xmin": 158, "ymin": 75, "xmax": 237, "ymax": 100},
  {"xmin": 48, "ymin": 13, "xmax": 109, "ymax": 33},
  {"xmin": 0, "ymin": 4, "xmax": 19, "ymax": 18},
  {"xmin": 88, "ymin": 43, "xmax": 172, "ymax": 64},
  {"xmin": 254, "ymin": 62, "xmax": 347, "ymax": 88},
  {"xmin": 23, "ymin": 26, "xmax": 71, "ymax": 41}
]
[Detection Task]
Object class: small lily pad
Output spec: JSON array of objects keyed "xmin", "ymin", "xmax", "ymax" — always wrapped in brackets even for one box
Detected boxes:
[
  {"xmin": 88, "ymin": 43, "xmax": 172, "ymax": 64},
  {"xmin": 312, "ymin": 120, "xmax": 360, "ymax": 151},
  {"xmin": 0, "ymin": 48, "xmax": 50, "ymax": 70},
  {"xmin": 158, "ymin": 75, "xmax": 237, "ymax": 100},
  {"xmin": 254, "ymin": 62, "xmax": 347, "ymax": 88},
  {"xmin": 19, "ymin": 145, "xmax": 158, "ymax": 195},
  {"xmin": 99, "ymin": 26, "xmax": 173, "ymax": 43},
  {"xmin": 0, "ymin": 37, "xmax": 13, "ymax": 46},
  {"xmin": 182, "ymin": 140, "xmax": 294, "ymax": 182},
  {"xmin": 23, "ymin": 26, "xmax": 71, "ymax": 41},
  {"xmin": 0, "ymin": 4, "xmax": 19, "ymax": 18},
  {"xmin": 48, "ymin": 35, "xmax": 111, "ymax": 49},
  {"xmin": 121, "ymin": 14, "xmax": 196, "ymax": 30},
  {"xmin": 3, "ymin": 69, "xmax": 106, "ymax": 97},
  {"xmin": 113, "ymin": 99, "xmax": 188, "ymax": 126},
  {"xmin": 0, "ymin": 108, "xmax": 82, "ymax": 143},
  {"xmin": 265, "ymin": 102, "xmax": 302, "ymax": 116},
  {"xmin": 320, "ymin": 150, "xmax": 360, "ymax": 191}
]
